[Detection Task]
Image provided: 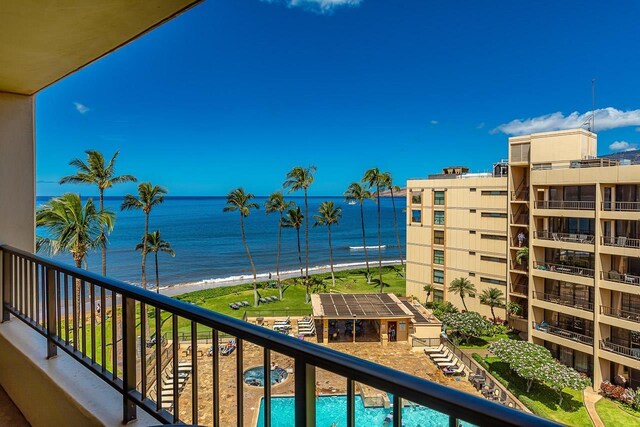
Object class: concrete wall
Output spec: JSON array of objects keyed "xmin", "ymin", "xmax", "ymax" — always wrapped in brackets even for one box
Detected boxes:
[{"xmin": 0, "ymin": 92, "xmax": 35, "ymax": 251}]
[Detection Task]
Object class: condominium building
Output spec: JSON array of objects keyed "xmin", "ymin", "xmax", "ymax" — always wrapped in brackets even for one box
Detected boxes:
[
  {"xmin": 406, "ymin": 164, "xmax": 509, "ymax": 320},
  {"xmin": 507, "ymin": 128, "xmax": 640, "ymax": 389}
]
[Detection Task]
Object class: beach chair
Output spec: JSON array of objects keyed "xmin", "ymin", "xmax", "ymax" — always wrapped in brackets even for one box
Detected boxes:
[
  {"xmin": 443, "ymin": 365, "xmax": 465, "ymax": 376},
  {"xmin": 423, "ymin": 344, "xmax": 445, "ymax": 354},
  {"xmin": 432, "ymin": 354, "xmax": 455, "ymax": 364},
  {"xmin": 497, "ymin": 390, "xmax": 508, "ymax": 405},
  {"xmin": 437, "ymin": 357, "xmax": 459, "ymax": 367},
  {"xmin": 429, "ymin": 349, "xmax": 451, "ymax": 360}
]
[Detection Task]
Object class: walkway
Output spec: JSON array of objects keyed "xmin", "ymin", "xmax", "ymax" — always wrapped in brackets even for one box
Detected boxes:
[
  {"xmin": 583, "ymin": 387, "xmax": 604, "ymax": 427},
  {"xmin": 0, "ymin": 385, "xmax": 29, "ymax": 426}
]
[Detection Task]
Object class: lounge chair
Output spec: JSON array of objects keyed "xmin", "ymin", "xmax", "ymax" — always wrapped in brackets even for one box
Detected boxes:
[
  {"xmin": 423, "ymin": 344, "xmax": 445, "ymax": 354},
  {"xmin": 443, "ymin": 365, "xmax": 465, "ymax": 376},
  {"xmin": 433, "ymin": 354, "xmax": 455, "ymax": 364},
  {"xmin": 497, "ymin": 390, "xmax": 508, "ymax": 405},
  {"xmin": 437, "ymin": 357, "xmax": 459, "ymax": 367},
  {"xmin": 430, "ymin": 349, "xmax": 451, "ymax": 360}
]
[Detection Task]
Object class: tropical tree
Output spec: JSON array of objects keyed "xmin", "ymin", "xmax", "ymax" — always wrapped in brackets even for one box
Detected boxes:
[
  {"xmin": 448, "ymin": 277, "xmax": 477, "ymax": 312},
  {"xmin": 59, "ymin": 150, "xmax": 137, "ymax": 276},
  {"xmin": 442, "ymin": 311, "xmax": 491, "ymax": 344},
  {"xmin": 283, "ymin": 166, "xmax": 316, "ymax": 287},
  {"xmin": 265, "ymin": 191, "xmax": 292, "ymax": 300},
  {"xmin": 380, "ymin": 172, "xmax": 404, "ymax": 273},
  {"xmin": 223, "ymin": 188, "xmax": 260, "ymax": 306},
  {"xmin": 423, "ymin": 284, "xmax": 434, "ymax": 304},
  {"xmin": 36, "ymin": 193, "xmax": 114, "ymax": 323},
  {"xmin": 282, "ymin": 206, "xmax": 305, "ymax": 284},
  {"xmin": 516, "ymin": 246, "xmax": 529, "ymax": 267},
  {"xmin": 344, "ymin": 182, "xmax": 373, "ymax": 283},
  {"xmin": 479, "ymin": 287, "xmax": 505, "ymax": 323},
  {"xmin": 135, "ymin": 230, "xmax": 175, "ymax": 293},
  {"xmin": 362, "ymin": 167, "xmax": 384, "ymax": 292},
  {"xmin": 313, "ymin": 201, "xmax": 342, "ymax": 287}
]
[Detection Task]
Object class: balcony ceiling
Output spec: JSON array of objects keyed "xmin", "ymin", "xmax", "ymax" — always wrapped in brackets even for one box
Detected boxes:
[{"xmin": 0, "ymin": 0, "xmax": 202, "ymax": 95}]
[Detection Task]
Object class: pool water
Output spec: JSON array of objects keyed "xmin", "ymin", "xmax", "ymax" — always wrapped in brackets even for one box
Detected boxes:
[
  {"xmin": 256, "ymin": 394, "xmax": 477, "ymax": 427},
  {"xmin": 244, "ymin": 366, "xmax": 288, "ymax": 387}
]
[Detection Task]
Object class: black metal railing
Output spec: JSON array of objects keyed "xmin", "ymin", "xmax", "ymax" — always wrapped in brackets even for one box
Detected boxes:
[
  {"xmin": 600, "ymin": 340, "xmax": 640, "ymax": 361},
  {"xmin": 600, "ymin": 271, "xmax": 640, "ymax": 286},
  {"xmin": 600, "ymin": 306, "xmax": 640, "ymax": 324},
  {"xmin": 0, "ymin": 245, "xmax": 556, "ymax": 426},
  {"xmin": 601, "ymin": 236, "xmax": 640, "ymax": 249},
  {"xmin": 411, "ymin": 337, "xmax": 441, "ymax": 348},
  {"xmin": 532, "ymin": 292, "xmax": 593, "ymax": 311},
  {"xmin": 534, "ymin": 231, "xmax": 595, "ymax": 245},
  {"xmin": 532, "ymin": 322, "xmax": 594, "ymax": 345},
  {"xmin": 601, "ymin": 201, "xmax": 640, "ymax": 212},
  {"xmin": 534, "ymin": 200, "xmax": 595, "ymax": 210},
  {"xmin": 533, "ymin": 261, "xmax": 595, "ymax": 278}
]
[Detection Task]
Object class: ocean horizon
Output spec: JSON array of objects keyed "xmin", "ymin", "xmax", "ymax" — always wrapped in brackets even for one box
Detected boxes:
[{"xmin": 36, "ymin": 195, "xmax": 406, "ymax": 292}]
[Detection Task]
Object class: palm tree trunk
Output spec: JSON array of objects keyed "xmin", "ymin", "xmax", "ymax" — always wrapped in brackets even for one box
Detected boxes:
[
  {"xmin": 389, "ymin": 186, "xmax": 404, "ymax": 272},
  {"xmin": 461, "ymin": 296, "xmax": 468, "ymax": 312},
  {"xmin": 304, "ymin": 189, "xmax": 310, "ymax": 285},
  {"xmin": 277, "ymin": 216, "xmax": 283, "ymax": 300},
  {"xmin": 328, "ymin": 225, "xmax": 335, "ymax": 287},
  {"xmin": 490, "ymin": 306, "xmax": 496, "ymax": 323},
  {"xmin": 155, "ymin": 252, "xmax": 160, "ymax": 293},
  {"xmin": 296, "ymin": 228, "xmax": 306, "ymax": 301},
  {"xmin": 360, "ymin": 203, "xmax": 371, "ymax": 284},
  {"xmin": 240, "ymin": 215, "xmax": 258, "ymax": 306},
  {"xmin": 376, "ymin": 185, "xmax": 383, "ymax": 292},
  {"xmin": 142, "ymin": 213, "xmax": 149, "ymax": 289},
  {"xmin": 99, "ymin": 189, "xmax": 106, "ymax": 276}
]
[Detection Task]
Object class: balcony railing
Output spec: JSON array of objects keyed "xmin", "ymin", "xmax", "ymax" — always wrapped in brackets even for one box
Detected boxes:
[
  {"xmin": 600, "ymin": 340, "xmax": 640, "ymax": 361},
  {"xmin": 600, "ymin": 306, "xmax": 640, "ymax": 324},
  {"xmin": 0, "ymin": 245, "xmax": 554, "ymax": 426},
  {"xmin": 532, "ymin": 292, "xmax": 593, "ymax": 311},
  {"xmin": 534, "ymin": 231, "xmax": 595, "ymax": 245},
  {"xmin": 601, "ymin": 236, "xmax": 640, "ymax": 249},
  {"xmin": 600, "ymin": 271, "xmax": 640, "ymax": 286},
  {"xmin": 533, "ymin": 322, "xmax": 594, "ymax": 346},
  {"xmin": 534, "ymin": 200, "xmax": 595, "ymax": 210},
  {"xmin": 601, "ymin": 201, "xmax": 640, "ymax": 212},
  {"xmin": 533, "ymin": 261, "xmax": 595, "ymax": 278}
]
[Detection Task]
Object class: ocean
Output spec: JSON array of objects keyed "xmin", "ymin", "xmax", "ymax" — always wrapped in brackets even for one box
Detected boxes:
[{"xmin": 35, "ymin": 196, "xmax": 406, "ymax": 292}]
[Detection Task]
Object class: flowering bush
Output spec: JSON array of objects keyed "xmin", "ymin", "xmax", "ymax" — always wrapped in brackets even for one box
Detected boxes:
[
  {"xmin": 443, "ymin": 311, "xmax": 491, "ymax": 344},
  {"xmin": 601, "ymin": 381, "xmax": 640, "ymax": 410},
  {"xmin": 489, "ymin": 339, "xmax": 590, "ymax": 405}
]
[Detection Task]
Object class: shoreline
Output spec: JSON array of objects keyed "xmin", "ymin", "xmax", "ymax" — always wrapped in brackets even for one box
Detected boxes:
[{"xmin": 159, "ymin": 260, "xmax": 403, "ymax": 297}]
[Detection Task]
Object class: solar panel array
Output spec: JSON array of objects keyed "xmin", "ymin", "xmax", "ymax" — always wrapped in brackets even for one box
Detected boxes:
[
  {"xmin": 319, "ymin": 294, "xmax": 408, "ymax": 318},
  {"xmin": 401, "ymin": 301, "xmax": 430, "ymax": 324}
]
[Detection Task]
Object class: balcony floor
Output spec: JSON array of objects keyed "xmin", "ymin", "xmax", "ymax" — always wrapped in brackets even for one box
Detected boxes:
[{"xmin": 0, "ymin": 385, "xmax": 28, "ymax": 426}]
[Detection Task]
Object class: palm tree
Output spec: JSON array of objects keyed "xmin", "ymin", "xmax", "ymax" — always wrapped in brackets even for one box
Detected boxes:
[
  {"xmin": 59, "ymin": 150, "xmax": 137, "ymax": 276},
  {"xmin": 265, "ymin": 191, "xmax": 292, "ymax": 300},
  {"xmin": 380, "ymin": 172, "xmax": 404, "ymax": 273},
  {"xmin": 479, "ymin": 288, "xmax": 505, "ymax": 323},
  {"xmin": 363, "ymin": 167, "xmax": 384, "ymax": 292},
  {"xmin": 282, "ymin": 205, "xmax": 305, "ymax": 285},
  {"xmin": 120, "ymin": 183, "xmax": 167, "ymax": 289},
  {"xmin": 223, "ymin": 188, "xmax": 260, "ymax": 306},
  {"xmin": 314, "ymin": 201, "xmax": 342, "ymax": 287},
  {"xmin": 448, "ymin": 277, "xmax": 477, "ymax": 312},
  {"xmin": 344, "ymin": 182, "xmax": 373, "ymax": 283},
  {"xmin": 36, "ymin": 193, "xmax": 114, "ymax": 324},
  {"xmin": 135, "ymin": 231, "xmax": 175, "ymax": 293},
  {"xmin": 423, "ymin": 284, "xmax": 434, "ymax": 304},
  {"xmin": 283, "ymin": 166, "xmax": 316, "ymax": 287}
]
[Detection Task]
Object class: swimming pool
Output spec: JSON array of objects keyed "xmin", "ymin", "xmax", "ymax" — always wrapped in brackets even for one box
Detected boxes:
[{"xmin": 256, "ymin": 394, "xmax": 477, "ymax": 427}]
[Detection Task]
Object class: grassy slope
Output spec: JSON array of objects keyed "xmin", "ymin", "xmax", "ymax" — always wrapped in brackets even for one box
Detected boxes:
[
  {"xmin": 595, "ymin": 397, "xmax": 640, "ymax": 427},
  {"xmin": 457, "ymin": 330, "xmax": 522, "ymax": 349}
]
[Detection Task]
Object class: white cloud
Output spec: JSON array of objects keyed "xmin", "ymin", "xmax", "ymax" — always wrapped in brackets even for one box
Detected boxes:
[
  {"xmin": 476, "ymin": 122, "xmax": 485, "ymax": 129},
  {"xmin": 262, "ymin": 0, "xmax": 362, "ymax": 14},
  {"xmin": 609, "ymin": 141, "xmax": 638, "ymax": 152},
  {"xmin": 494, "ymin": 107, "xmax": 640, "ymax": 136},
  {"xmin": 430, "ymin": 120, "xmax": 439, "ymax": 125},
  {"xmin": 73, "ymin": 102, "xmax": 90, "ymax": 114}
]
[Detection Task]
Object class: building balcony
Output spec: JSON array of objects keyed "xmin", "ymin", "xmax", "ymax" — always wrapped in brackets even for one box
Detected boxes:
[
  {"xmin": 534, "ymin": 200, "xmax": 595, "ymax": 210},
  {"xmin": 510, "ymin": 282, "xmax": 528, "ymax": 296},
  {"xmin": 600, "ymin": 306, "xmax": 640, "ymax": 324},
  {"xmin": 533, "ymin": 261, "xmax": 595, "ymax": 279},
  {"xmin": 601, "ymin": 201, "xmax": 640, "ymax": 212},
  {"xmin": 0, "ymin": 244, "xmax": 552, "ymax": 426},
  {"xmin": 534, "ymin": 231, "xmax": 595, "ymax": 245},
  {"xmin": 600, "ymin": 271, "xmax": 640, "ymax": 287},
  {"xmin": 600, "ymin": 340, "xmax": 640, "ymax": 361},
  {"xmin": 601, "ymin": 236, "xmax": 640, "ymax": 250},
  {"xmin": 510, "ymin": 261, "xmax": 528, "ymax": 273},
  {"xmin": 532, "ymin": 322, "xmax": 594, "ymax": 346},
  {"xmin": 532, "ymin": 292, "xmax": 593, "ymax": 311}
]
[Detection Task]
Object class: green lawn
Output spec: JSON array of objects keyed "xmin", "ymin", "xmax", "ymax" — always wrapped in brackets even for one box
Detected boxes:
[
  {"xmin": 457, "ymin": 330, "xmax": 522, "ymax": 349},
  {"xmin": 595, "ymin": 397, "xmax": 640, "ymax": 427},
  {"xmin": 473, "ymin": 354, "xmax": 593, "ymax": 426}
]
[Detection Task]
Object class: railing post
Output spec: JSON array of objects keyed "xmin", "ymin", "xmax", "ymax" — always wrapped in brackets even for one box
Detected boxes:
[
  {"xmin": 122, "ymin": 296, "xmax": 137, "ymax": 423},
  {"xmin": 46, "ymin": 267, "xmax": 57, "ymax": 358},
  {"xmin": 2, "ymin": 250, "xmax": 11, "ymax": 322},
  {"xmin": 294, "ymin": 358, "xmax": 316, "ymax": 427}
]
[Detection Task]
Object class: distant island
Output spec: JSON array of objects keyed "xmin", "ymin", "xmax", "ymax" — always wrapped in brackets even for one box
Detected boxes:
[{"xmin": 380, "ymin": 187, "xmax": 407, "ymax": 197}]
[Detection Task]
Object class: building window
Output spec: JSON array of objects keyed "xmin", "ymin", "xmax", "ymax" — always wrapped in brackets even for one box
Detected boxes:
[
  {"xmin": 480, "ymin": 277, "xmax": 507, "ymax": 286},
  {"xmin": 434, "ymin": 230, "xmax": 444, "ymax": 245},
  {"xmin": 411, "ymin": 190, "xmax": 422, "ymax": 204},
  {"xmin": 481, "ymin": 212, "xmax": 507, "ymax": 218},
  {"xmin": 433, "ymin": 290, "xmax": 444, "ymax": 303},
  {"xmin": 481, "ymin": 233, "xmax": 507, "ymax": 241},
  {"xmin": 433, "ymin": 250, "xmax": 444, "ymax": 265},
  {"xmin": 411, "ymin": 209, "xmax": 422, "ymax": 223},
  {"xmin": 469, "ymin": 251, "xmax": 476, "ymax": 255},
  {"xmin": 433, "ymin": 269, "xmax": 444, "ymax": 284},
  {"xmin": 480, "ymin": 255, "xmax": 507, "ymax": 263},
  {"xmin": 470, "ymin": 209, "xmax": 476, "ymax": 213},
  {"xmin": 469, "ymin": 230, "xmax": 476, "ymax": 234},
  {"xmin": 434, "ymin": 211, "xmax": 445, "ymax": 225},
  {"xmin": 470, "ymin": 188, "xmax": 477, "ymax": 192},
  {"xmin": 469, "ymin": 272, "xmax": 476, "ymax": 277},
  {"xmin": 434, "ymin": 191, "xmax": 445, "ymax": 205},
  {"xmin": 481, "ymin": 190, "xmax": 508, "ymax": 196}
]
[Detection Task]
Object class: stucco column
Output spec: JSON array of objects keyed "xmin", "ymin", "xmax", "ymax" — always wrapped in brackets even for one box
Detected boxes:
[
  {"xmin": 593, "ymin": 183, "xmax": 603, "ymax": 387},
  {"xmin": 0, "ymin": 92, "xmax": 35, "ymax": 252}
]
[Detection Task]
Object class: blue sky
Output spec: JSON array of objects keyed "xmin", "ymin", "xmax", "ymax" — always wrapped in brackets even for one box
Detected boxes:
[{"xmin": 36, "ymin": 0, "xmax": 640, "ymax": 196}]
